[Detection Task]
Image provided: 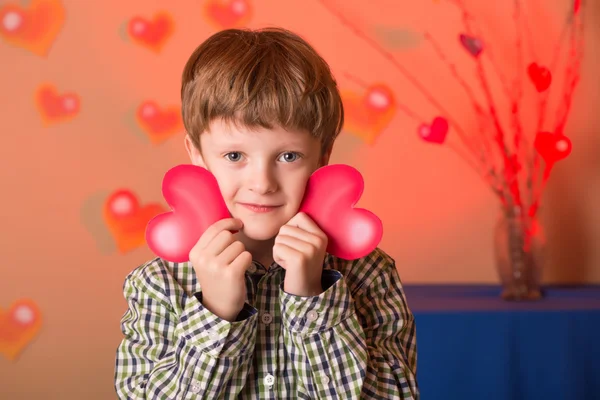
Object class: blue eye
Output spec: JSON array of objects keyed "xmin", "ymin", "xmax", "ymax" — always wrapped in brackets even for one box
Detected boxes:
[
  {"xmin": 225, "ymin": 152, "xmax": 242, "ymax": 162},
  {"xmin": 279, "ymin": 152, "xmax": 300, "ymax": 163}
]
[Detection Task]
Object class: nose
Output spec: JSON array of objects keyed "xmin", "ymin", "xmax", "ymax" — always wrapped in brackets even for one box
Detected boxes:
[{"xmin": 247, "ymin": 162, "xmax": 278, "ymax": 194}]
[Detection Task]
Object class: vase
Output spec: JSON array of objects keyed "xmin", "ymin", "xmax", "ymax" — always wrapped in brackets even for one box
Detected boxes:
[{"xmin": 493, "ymin": 207, "xmax": 545, "ymax": 301}]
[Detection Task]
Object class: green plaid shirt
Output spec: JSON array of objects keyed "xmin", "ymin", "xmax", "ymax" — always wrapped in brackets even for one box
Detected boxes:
[{"xmin": 114, "ymin": 248, "xmax": 419, "ymax": 399}]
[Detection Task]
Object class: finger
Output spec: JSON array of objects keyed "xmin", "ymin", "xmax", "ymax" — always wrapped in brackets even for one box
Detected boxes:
[
  {"xmin": 198, "ymin": 218, "xmax": 243, "ymax": 249},
  {"xmin": 287, "ymin": 212, "xmax": 326, "ymax": 237},
  {"xmin": 273, "ymin": 242, "xmax": 302, "ymax": 268},
  {"xmin": 275, "ymin": 230, "xmax": 318, "ymax": 255},
  {"xmin": 206, "ymin": 229, "xmax": 237, "ymax": 256},
  {"xmin": 229, "ymin": 250, "xmax": 253, "ymax": 273},
  {"xmin": 217, "ymin": 240, "xmax": 246, "ymax": 265},
  {"xmin": 278, "ymin": 224, "xmax": 325, "ymax": 249}
]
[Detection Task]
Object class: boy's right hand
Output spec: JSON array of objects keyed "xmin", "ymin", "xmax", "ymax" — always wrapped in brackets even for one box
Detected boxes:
[{"xmin": 189, "ymin": 218, "xmax": 252, "ymax": 322}]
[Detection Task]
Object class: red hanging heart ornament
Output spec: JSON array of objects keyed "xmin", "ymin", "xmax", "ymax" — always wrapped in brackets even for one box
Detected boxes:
[
  {"xmin": 459, "ymin": 34, "xmax": 483, "ymax": 57},
  {"xmin": 418, "ymin": 117, "xmax": 449, "ymax": 144},
  {"xmin": 534, "ymin": 132, "xmax": 572, "ymax": 164},
  {"xmin": 527, "ymin": 63, "xmax": 552, "ymax": 92}
]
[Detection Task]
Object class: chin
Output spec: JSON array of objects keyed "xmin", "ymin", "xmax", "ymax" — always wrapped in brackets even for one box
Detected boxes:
[{"xmin": 240, "ymin": 222, "xmax": 281, "ymax": 241}]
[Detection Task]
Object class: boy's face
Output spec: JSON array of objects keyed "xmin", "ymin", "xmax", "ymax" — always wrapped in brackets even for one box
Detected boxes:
[{"xmin": 185, "ymin": 118, "xmax": 331, "ymax": 242}]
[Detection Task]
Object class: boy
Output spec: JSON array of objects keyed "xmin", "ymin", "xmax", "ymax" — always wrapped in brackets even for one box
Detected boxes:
[{"xmin": 114, "ymin": 27, "xmax": 418, "ymax": 399}]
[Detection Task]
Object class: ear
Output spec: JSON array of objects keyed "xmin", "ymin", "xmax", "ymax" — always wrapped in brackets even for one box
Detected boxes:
[{"xmin": 184, "ymin": 135, "xmax": 206, "ymax": 168}]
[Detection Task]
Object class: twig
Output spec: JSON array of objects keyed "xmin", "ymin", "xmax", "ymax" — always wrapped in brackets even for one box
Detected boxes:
[
  {"xmin": 447, "ymin": 143, "xmax": 506, "ymax": 202},
  {"xmin": 449, "ymin": 0, "xmax": 513, "ymax": 101},
  {"xmin": 317, "ymin": 0, "xmax": 481, "ymax": 161},
  {"xmin": 528, "ymin": 7, "xmax": 585, "ymax": 218},
  {"xmin": 555, "ymin": 12, "xmax": 584, "ymax": 135},
  {"xmin": 536, "ymin": 18, "xmax": 571, "ymax": 135},
  {"xmin": 423, "ymin": 32, "xmax": 498, "ymax": 173},
  {"xmin": 528, "ymin": 20, "xmax": 571, "ymax": 209},
  {"xmin": 454, "ymin": 0, "xmax": 522, "ymax": 208},
  {"xmin": 527, "ymin": 3, "xmax": 572, "ymax": 209},
  {"xmin": 511, "ymin": 0, "xmax": 530, "ymax": 214}
]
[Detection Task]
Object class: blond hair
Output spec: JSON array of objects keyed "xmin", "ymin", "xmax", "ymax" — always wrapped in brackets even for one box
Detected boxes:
[{"xmin": 181, "ymin": 27, "xmax": 344, "ymax": 155}]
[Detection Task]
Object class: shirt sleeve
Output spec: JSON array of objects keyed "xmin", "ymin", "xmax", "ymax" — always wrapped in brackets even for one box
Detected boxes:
[
  {"xmin": 279, "ymin": 262, "xmax": 419, "ymax": 399},
  {"xmin": 114, "ymin": 269, "xmax": 259, "ymax": 399}
]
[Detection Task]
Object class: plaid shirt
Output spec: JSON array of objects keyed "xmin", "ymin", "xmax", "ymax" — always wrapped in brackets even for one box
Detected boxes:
[{"xmin": 114, "ymin": 247, "xmax": 419, "ymax": 399}]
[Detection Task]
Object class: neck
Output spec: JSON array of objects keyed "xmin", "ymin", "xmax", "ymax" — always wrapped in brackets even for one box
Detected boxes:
[{"xmin": 236, "ymin": 233, "xmax": 276, "ymax": 268}]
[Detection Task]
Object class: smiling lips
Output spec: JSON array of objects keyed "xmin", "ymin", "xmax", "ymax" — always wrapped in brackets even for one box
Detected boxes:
[{"xmin": 239, "ymin": 203, "xmax": 282, "ymax": 213}]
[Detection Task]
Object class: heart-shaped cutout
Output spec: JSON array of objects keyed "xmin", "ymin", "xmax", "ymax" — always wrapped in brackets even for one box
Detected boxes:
[
  {"xmin": 136, "ymin": 101, "xmax": 183, "ymax": 144},
  {"xmin": 104, "ymin": 189, "xmax": 167, "ymax": 253},
  {"xmin": 204, "ymin": 0, "xmax": 252, "ymax": 29},
  {"xmin": 35, "ymin": 84, "xmax": 80, "ymax": 126},
  {"xmin": 534, "ymin": 131, "xmax": 572, "ymax": 164},
  {"xmin": 146, "ymin": 165, "xmax": 231, "ymax": 262},
  {"xmin": 459, "ymin": 34, "xmax": 483, "ymax": 57},
  {"xmin": 299, "ymin": 164, "xmax": 383, "ymax": 260},
  {"xmin": 527, "ymin": 63, "xmax": 552, "ymax": 92},
  {"xmin": 0, "ymin": 0, "xmax": 65, "ymax": 57},
  {"xmin": 0, "ymin": 299, "xmax": 42, "ymax": 361},
  {"xmin": 342, "ymin": 84, "xmax": 396, "ymax": 145},
  {"xmin": 418, "ymin": 116, "xmax": 449, "ymax": 144},
  {"xmin": 127, "ymin": 12, "xmax": 174, "ymax": 53}
]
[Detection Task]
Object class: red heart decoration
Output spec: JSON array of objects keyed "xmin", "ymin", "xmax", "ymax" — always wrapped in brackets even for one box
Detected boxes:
[
  {"xmin": 0, "ymin": 0, "xmax": 66, "ymax": 57},
  {"xmin": 204, "ymin": 0, "xmax": 252, "ymax": 29},
  {"xmin": 35, "ymin": 84, "xmax": 80, "ymax": 125},
  {"xmin": 146, "ymin": 165, "xmax": 231, "ymax": 262},
  {"xmin": 418, "ymin": 117, "xmax": 449, "ymax": 144},
  {"xmin": 135, "ymin": 101, "xmax": 183, "ymax": 143},
  {"xmin": 527, "ymin": 63, "xmax": 552, "ymax": 92},
  {"xmin": 342, "ymin": 83, "xmax": 396, "ymax": 145},
  {"xmin": 127, "ymin": 12, "xmax": 174, "ymax": 53},
  {"xmin": 104, "ymin": 189, "xmax": 166, "ymax": 253},
  {"xmin": 363, "ymin": 85, "xmax": 394, "ymax": 113},
  {"xmin": 534, "ymin": 132, "xmax": 572, "ymax": 164},
  {"xmin": 299, "ymin": 164, "xmax": 383, "ymax": 260},
  {"xmin": 0, "ymin": 298, "xmax": 42, "ymax": 361},
  {"xmin": 459, "ymin": 34, "xmax": 483, "ymax": 57}
]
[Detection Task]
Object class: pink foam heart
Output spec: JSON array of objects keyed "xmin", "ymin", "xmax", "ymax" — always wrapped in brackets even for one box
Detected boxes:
[
  {"xmin": 418, "ymin": 117, "xmax": 449, "ymax": 144},
  {"xmin": 145, "ymin": 165, "xmax": 230, "ymax": 262},
  {"xmin": 299, "ymin": 164, "xmax": 383, "ymax": 260}
]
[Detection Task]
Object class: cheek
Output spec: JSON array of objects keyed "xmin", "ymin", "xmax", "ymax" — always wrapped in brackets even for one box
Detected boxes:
[
  {"xmin": 284, "ymin": 174, "xmax": 311, "ymax": 204},
  {"xmin": 210, "ymin": 170, "xmax": 237, "ymax": 201}
]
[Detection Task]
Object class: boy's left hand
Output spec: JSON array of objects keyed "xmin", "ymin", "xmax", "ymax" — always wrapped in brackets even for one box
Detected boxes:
[{"xmin": 274, "ymin": 212, "xmax": 327, "ymax": 297}]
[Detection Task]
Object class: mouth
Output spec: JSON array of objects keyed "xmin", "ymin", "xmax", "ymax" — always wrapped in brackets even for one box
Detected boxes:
[{"xmin": 239, "ymin": 203, "xmax": 282, "ymax": 213}]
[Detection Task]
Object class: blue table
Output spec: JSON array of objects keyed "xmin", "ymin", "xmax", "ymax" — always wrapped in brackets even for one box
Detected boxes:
[{"xmin": 403, "ymin": 285, "xmax": 600, "ymax": 400}]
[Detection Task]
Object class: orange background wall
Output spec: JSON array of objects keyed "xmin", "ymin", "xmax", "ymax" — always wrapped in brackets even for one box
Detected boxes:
[{"xmin": 1, "ymin": 0, "xmax": 598, "ymax": 398}]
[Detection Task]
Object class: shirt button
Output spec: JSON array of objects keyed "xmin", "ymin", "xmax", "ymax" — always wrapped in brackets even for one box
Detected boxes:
[
  {"xmin": 208, "ymin": 330, "xmax": 218, "ymax": 339},
  {"xmin": 263, "ymin": 374, "xmax": 275, "ymax": 387},
  {"xmin": 191, "ymin": 379, "xmax": 206, "ymax": 391},
  {"xmin": 306, "ymin": 310, "xmax": 318, "ymax": 321},
  {"xmin": 261, "ymin": 312, "xmax": 273, "ymax": 325},
  {"xmin": 320, "ymin": 373, "xmax": 330, "ymax": 385},
  {"xmin": 247, "ymin": 263, "xmax": 257, "ymax": 273}
]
